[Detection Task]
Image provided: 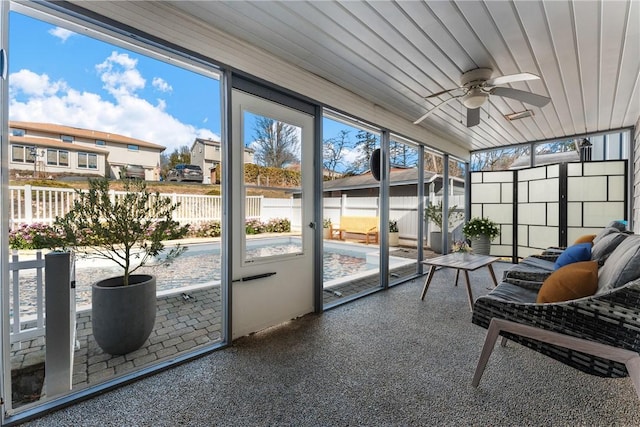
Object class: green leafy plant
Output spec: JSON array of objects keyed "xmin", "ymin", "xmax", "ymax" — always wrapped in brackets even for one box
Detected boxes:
[
  {"xmin": 425, "ymin": 201, "xmax": 463, "ymax": 230},
  {"xmin": 462, "ymin": 217, "xmax": 500, "ymax": 240},
  {"xmin": 389, "ymin": 219, "xmax": 398, "ymax": 232},
  {"xmin": 54, "ymin": 178, "xmax": 190, "ymax": 286},
  {"xmin": 323, "ymin": 218, "xmax": 332, "ymax": 229},
  {"xmin": 451, "ymin": 239, "xmax": 472, "ymax": 253}
]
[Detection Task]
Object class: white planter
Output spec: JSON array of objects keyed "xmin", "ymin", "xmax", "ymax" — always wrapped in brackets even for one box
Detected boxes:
[
  {"xmin": 389, "ymin": 232, "xmax": 399, "ymax": 246},
  {"xmin": 470, "ymin": 235, "xmax": 491, "ymax": 255}
]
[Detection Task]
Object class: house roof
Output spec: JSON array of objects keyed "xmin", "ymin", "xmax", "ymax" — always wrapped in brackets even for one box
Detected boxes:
[
  {"xmin": 322, "ymin": 168, "xmax": 464, "ymax": 192},
  {"xmin": 10, "ymin": 121, "xmax": 165, "ymax": 151},
  {"xmin": 10, "ymin": 135, "xmax": 110, "ymax": 155}
]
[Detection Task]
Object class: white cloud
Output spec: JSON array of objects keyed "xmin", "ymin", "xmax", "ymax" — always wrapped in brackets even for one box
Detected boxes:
[
  {"xmin": 96, "ymin": 52, "xmax": 145, "ymax": 97},
  {"xmin": 49, "ymin": 27, "xmax": 75, "ymax": 42},
  {"xmin": 152, "ymin": 77, "xmax": 172, "ymax": 93},
  {"xmin": 8, "ymin": 52, "xmax": 219, "ymax": 153},
  {"xmin": 9, "ymin": 69, "xmax": 68, "ymax": 97}
]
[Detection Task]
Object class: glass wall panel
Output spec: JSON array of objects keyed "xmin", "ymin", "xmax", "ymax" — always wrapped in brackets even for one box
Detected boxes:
[
  {"xmin": 322, "ymin": 115, "xmax": 381, "ymax": 305},
  {"xmin": 388, "ymin": 136, "xmax": 420, "ymax": 285},
  {"xmin": 5, "ymin": 9, "xmax": 223, "ymax": 415}
]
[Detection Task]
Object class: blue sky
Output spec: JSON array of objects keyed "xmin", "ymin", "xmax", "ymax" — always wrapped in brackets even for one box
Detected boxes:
[
  {"xmin": 9, "ymin": 11, "xmax": 220, "ymax": 153},
  {"xmin": 8, "ymin": 10, "xmax": 372, "ymax": 165}
]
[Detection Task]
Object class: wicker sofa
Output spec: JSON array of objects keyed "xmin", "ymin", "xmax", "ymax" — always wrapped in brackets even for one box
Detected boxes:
[{"xmin": 471, "ymin": 224, "xmax": 640, "ymax": 398}]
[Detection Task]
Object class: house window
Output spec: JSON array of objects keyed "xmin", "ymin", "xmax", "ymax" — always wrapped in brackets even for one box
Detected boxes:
[
  {"xmin": 127, "ymin": 144, "xmax": 139, "ymax": 151},
  {"xmin": 10, "ymin": 128, "xmax": 25, "ymax": 136},
  {"xmin": 95, "ymin": 140, "xmax": 106, "ymax": 146},
  {"xmin": 61, "ymin": 135, "xmax": 74, "ymax": 142},
  {"xmin": 78, "ymin": 152, "xmax": 98, "ymax": 169},
  {"xmin": 47, "ymin": 149, "xmax": 70, "ymax": 167},
  {"xmin": 11, "ymin": 145, "xmax": 36, "ymax": 163}
]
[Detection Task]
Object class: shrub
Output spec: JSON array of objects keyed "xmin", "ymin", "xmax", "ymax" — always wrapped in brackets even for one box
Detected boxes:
[
  {"xmin": 462, "ymin": 217, "xmax": 500, "ymax": 240},
  {"xmin": 9, "ymin": 222, "xmax": 66, "ymax": 250},
  {"xmin": 265, "ymin": 218, "xmax": 291, "ymax": 233},
  {"xmin": 190, "ymin": 221, "xmax": 222, "ymax": 238}
]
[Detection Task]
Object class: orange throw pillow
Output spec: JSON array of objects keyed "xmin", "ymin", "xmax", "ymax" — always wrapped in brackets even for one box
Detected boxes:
[
  {"xmin": 574, "ymin": 234, "xmax": 596, "ymax": 245},
  {"xmin": 536, "ymin": 260, "xmax": 598, "ymax": 303}
]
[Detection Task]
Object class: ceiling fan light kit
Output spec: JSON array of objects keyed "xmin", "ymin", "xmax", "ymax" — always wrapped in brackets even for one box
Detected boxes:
[{"xmin": 414, "ymin": 67, "xmax": 551, "ymax": 127}]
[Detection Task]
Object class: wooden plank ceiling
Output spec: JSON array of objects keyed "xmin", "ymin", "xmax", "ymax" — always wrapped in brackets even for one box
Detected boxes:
[{"xmin": 166, "ymin": 1, "xmax": 638, "ymax": 151}]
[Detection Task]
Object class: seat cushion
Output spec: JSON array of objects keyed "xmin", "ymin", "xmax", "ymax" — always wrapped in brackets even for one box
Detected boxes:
[
  {"xmin": 553, "ymin": 243, "xmax": 591, "ymax": 269},
  {"xmin": 591, "ymin": 231, "xmax": 627, "ymax": 262},
  {"xmin": 598, "ymin": 235, "xmax": 640, "ymax": 293},
  {"xmin": 537, "ymin": 261, "xmax": 599, "ymax": 303},
  {"xmin": 484, "ymin": 282, "xmax": 539, "ymax": 304}
]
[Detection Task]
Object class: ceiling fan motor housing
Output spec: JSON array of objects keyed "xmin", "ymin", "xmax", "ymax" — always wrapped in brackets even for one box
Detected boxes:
[{"xmin": 460, "ymin": 67, "xmax": 493, "ymax": 87}]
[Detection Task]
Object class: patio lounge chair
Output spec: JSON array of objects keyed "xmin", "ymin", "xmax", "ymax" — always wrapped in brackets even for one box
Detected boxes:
[{"xmin": 471, "ymin": 233, "xmax": 640, "ymax": 399}]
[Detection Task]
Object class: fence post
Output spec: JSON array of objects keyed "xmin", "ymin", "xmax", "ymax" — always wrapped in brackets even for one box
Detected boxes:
[
  {"xmin": 340, "ymin": 194, "xmax": 347, "ymax": 217},
  {"xmin": 24, "ymin": 185, "xmax": 33, "ymax": 225},
  {"xmin": 45, "ymin": 251, "xmax": 75, "ymax": 396}
]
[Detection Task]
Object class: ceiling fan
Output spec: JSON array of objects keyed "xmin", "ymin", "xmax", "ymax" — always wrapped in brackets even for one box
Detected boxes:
[{"xmin": 413, "ymin": 68, "xmax": 551, "ymax": 127}]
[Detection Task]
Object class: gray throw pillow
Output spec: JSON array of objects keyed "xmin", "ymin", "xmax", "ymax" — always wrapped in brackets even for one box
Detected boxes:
[
  {"xmin": 591, "ymin": 231, "xmax": 627, "ymax": 262},
  {"xmin": 598, "ymin": 235, "xmax": 640, "ymax": 292}
]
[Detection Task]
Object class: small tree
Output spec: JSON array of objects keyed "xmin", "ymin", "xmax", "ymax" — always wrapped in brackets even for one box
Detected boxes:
[
  {"xmin": 425, "ymin": 201, "xmax": 463, "ymax": 230},
  {"xmin": 54, "ymin": 178, "xmax": 190, "ymax": 286}
]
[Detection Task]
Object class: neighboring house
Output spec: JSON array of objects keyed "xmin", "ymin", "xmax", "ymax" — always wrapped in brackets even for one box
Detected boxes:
[
  {"xmin": 9, "ymin": 121, "xmax": 165, "ymax": 180},
  {"xmin": 190, "ymin": 137, "xmax": 254, "ymax": 183}
]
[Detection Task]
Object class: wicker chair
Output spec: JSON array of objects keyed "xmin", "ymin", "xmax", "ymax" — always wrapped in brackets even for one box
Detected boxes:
[{"xmin": 472, "ymin": 233, "xmax": 640, "ymax": 399}]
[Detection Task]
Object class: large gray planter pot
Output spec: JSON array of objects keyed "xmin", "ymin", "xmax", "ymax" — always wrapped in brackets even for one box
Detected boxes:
[
  {"xmin": 430, "ymin": 231, "xmax": 452, "ymax": 254},
  {"xmin": 470, "ymin": 235, "xmax": 491, "ymax": 255},
  {"xmin": 92, "ymin": 274, "xmax": 156, "ymax": 355}
]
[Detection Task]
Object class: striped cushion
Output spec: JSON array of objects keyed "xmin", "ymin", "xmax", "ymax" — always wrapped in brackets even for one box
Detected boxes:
[{"xmin": 598, "ymin": 235, "xmax": 640, "ymax": 292}]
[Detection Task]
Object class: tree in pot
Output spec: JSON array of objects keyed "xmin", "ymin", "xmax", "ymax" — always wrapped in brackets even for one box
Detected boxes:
[
  {"xmin": 462, "ymin": 217, "xmax": 500, "ymax": 256},
  {"xmin": 54, "ymin": 178, "xmax": 189, "ymax": 355},
  {"xmin": 424, "ymin": 201, "xmax": 463, "ymax": 254}
]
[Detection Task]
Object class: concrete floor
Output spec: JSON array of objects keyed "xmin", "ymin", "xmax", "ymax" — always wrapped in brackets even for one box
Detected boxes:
[{"xmin": 22, "ymin": 262, "xmax": 640, "ymax": 426}]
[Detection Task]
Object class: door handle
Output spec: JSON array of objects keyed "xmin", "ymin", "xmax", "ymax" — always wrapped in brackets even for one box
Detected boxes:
[{"xmin": 308, "ymin": 222, "xmax": 315, "ymax": 229}]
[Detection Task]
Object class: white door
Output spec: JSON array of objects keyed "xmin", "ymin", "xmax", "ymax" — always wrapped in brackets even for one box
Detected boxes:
[{"xmin": 231, "ymin": 89, "xmax": 315, "ymax": 339}]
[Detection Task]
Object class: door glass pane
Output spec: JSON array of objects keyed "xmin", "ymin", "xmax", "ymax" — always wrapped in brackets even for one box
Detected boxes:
[
  {"xmin": 242, "ymin": 112, "xmax": 302, "ymax": 262},
  {"xmin": 6, "ymin": 9, "xmax": 223, "ymax": 414},
  {"xmin": 322, "ymin": 116, "xmax": 381, "ymax": 305}
]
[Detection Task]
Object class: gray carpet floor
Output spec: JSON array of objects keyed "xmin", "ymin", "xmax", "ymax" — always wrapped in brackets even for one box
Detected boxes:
[{"xmin": 25, "ymin": 262, "xmax": 640, "ymax": 426}]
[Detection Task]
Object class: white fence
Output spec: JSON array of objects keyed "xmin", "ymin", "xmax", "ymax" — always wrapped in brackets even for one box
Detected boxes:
[
  {"xmin": 10, "ymin": 185, "xmax": 465, "ymax": 243},
  {"xmin": 10, "ymin": 251, "xmax": 45, "ymax": 344},
  {"xmin": 9, "ymin": 185, "xmax": 262, "ymax": 228}
]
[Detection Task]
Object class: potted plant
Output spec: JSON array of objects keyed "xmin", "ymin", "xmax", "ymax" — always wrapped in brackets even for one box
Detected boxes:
[
  {"xmin": 54, "ymin": 178, "xmax": 189, "ymax": 355},
  {"xmin": 389, "ymin": 219, "xmax": 399, "ymax": 246},
  {"xmin": 323, "ymin": 218, "xmax": 332, "ymax": 239},
  {"xmin": 462, "ymin": 217, "xmax": 500, "ymax": 255},
  {"xmin": 425, "ymin": 201, "xmax": 463, "ymax": 254}
]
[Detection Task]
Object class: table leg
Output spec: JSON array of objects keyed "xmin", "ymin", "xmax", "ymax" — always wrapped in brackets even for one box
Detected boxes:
[
  {"xmin": 420, "ymin": 265, "xmax": 437, "ymax": 301},
  {"xmin": 463, "ymin": 270, "xmax": 474, "ymax": 311},
  {"xmin": 454, "ymin": 269, "xmax": 460, "ymax": 286},
  {"xmin": 487, "ymin": 263, "xmax": 499, "ymax": 287}
]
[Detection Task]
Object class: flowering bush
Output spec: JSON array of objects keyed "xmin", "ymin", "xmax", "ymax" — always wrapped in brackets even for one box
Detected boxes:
[
  {"xmin": 190, "ymin": 221, "xmax": 222, "ymax": 238},
  {"xmin": 389, "ymin": 219, "xmax": 398, "ymax": 232},
  {"xmin": 462, "ymin": 217, "xmax": 500, "ymax": 240},
  {"xmin": 265, "ymin": 218, "xmax": 291, "ymax": 233},
  {"xmin": 54, "ymin": 178, "xmax": 189, "ymax": 285},
  {"xmin": 245, "ymin": 219, "xmax": 266, "ymax": 235},
  {"xmin": 9, "ymin": 222, "xmax": 67, "ymax": 250}
]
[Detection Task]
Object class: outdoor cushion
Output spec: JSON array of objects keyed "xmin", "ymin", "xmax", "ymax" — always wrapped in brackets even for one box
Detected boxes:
[
  {"xmin": 593, "ymin": 226, "xmax": 623, "ymax": 245},
  {"xmin": 553, "ymin": 243, "xmax": 591, "ymax": 269},
  {"xmin": 590, "ymin": 231, "xmax": 627, "ymax": 262},
  {"xmin": 520, "ymin": 256, "xmax": 556, "ymax": 271},
  {"xmin": 537, "ymin": 261, "xmax": 598, "ymax": 303},
  {"xmin": 484, "ymin": 282, "xmax": 539, "ymax": 304},
  {"xmin": 597, "ymin": 235, "xmax": 640, "ymax": 293},
  {"xmin": 573, "ymin": 234, "xmax": 596, "ymax": 244}
]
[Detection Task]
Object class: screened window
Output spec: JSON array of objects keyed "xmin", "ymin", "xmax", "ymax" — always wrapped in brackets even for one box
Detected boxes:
[
  {"xmin": 61, "ymin": 135, "xmax": 74, "ymax": 142},
  {"xmin": 128, "ymin": 144, "xmax": 139, "ymax": 151},
  {"xmin": 10, "ymin": 128, "xmax": 25, "ymax": 136},
  {"xmin": 95, "ymin": 139, "xmax": 106, "ymax": 146}
]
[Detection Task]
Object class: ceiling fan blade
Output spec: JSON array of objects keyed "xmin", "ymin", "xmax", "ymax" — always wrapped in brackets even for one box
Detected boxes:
[
  {"xmin": 490, "ymin": 86, "xmax": 551, "ymax": 107},
  {"xmin": 466, "ymin": 108, "xmax": 480, "ymax": 127},
  {"xmin": 425, "ymin": 87, "xmax": 461, "ymax": 99},
  {"xmin": 486, "ymin": 72, "xmax": 540, "ymax": 86},
  {"xmin": 413, "ymin": 96, "xmax": 461, "ymax": 125}
]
